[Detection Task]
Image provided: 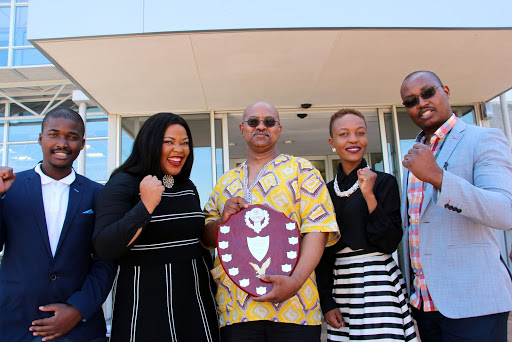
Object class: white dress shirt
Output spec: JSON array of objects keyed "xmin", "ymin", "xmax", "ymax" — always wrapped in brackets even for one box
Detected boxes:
[{"xmin": 35, "ymin": 164, "xmax": 76, "ymax": 256}]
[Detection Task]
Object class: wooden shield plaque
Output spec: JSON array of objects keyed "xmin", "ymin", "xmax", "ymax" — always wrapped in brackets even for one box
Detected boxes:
[{"xmin": 217, "ymin": 204, "xmax": 300, "ymax": 297}]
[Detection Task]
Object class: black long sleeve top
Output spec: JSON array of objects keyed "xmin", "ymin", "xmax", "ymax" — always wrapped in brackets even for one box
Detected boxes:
[
  {"xmin": 315, "ymin": 159, "xmax": 403, "ymax": 314},
  {"xmin": 92, "ymin": 172, "xmax": 153, "ymax": 261}
]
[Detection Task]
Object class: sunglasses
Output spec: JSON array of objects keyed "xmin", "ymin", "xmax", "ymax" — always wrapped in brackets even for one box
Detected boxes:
[
  {"xmin": 243, "ymin": 117, "xmax": 279, "ymax": 127},
  {"xmin": 402, "ymin": 86, "xmax": 442, "ymax": 108}
]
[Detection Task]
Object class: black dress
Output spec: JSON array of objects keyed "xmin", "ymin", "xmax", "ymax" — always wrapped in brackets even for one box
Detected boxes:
[
  {"xmin": 316, "ymin": 160, "xmax": 417, "ymax": 342},
  {"xmin": 94, "ymin": 172, "xmax": 220, "ymax": 342}
]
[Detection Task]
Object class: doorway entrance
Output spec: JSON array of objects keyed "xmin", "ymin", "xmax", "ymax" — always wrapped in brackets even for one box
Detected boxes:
[{"xmin": 227, "ymin": 108, "xmax": 392, "ymax": 183}]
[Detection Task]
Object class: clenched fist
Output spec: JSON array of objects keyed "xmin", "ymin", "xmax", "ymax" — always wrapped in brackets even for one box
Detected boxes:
[
  {"xmin": 357, "ymin": 167, "xmax": 377, "ymax": 197},
  {"xmin": 402, "ymin": 143, "xmax": 443, "ymax": 190},
  {"xmin": 0, "ymin": 166, "xmax": 15, "ymax": 195},
  {"xmin": 140, "ymin": 175, "xmax": 165, "ymax": 214}
]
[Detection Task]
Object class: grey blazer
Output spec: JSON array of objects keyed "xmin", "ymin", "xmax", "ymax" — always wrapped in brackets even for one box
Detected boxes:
[{"xmin": 401, "ymin": 118, "xmax": 512, "ymax": 319}]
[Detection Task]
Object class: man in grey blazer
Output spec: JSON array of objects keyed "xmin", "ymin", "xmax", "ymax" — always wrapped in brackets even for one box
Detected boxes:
[{"xmin": 400, "ymin": 70, "xmax": 512, "ymax": 342}]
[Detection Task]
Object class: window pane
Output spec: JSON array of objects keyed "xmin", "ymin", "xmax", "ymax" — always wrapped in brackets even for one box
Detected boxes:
[
  {"xmin": 0, "ymin": 7, "xmax": 9, "ymax": 47},
  {"xmin": 383, "ymin": 111, "xmax": 400, "ymax": 181},
  {"xmin": 215, "ymin": 147, "xmax": 223, "ymax": 180},
  {"xmin": 452, "ymin": 105, "xmax": 476, "ymax": 125},
  {"xmin": 185, "ymin": 115, "xmax": 213, "ymax": 207},
  {"xmin": 0, "ymin": 103, "xmax": 4, "ymax": 118},
  {"xmin": 86, "ymin": 117, "xmax": 108, "ymax": 138},
  {"xmin": 120, "ymin": 116, "xmax": 143, "ymax": 164},
  {"xmin": 0, "ymin": 48, "xmax": 7, "ymax": 66},
  {"xmin": 8, "ymin": 143, "xmax": 42, "ymax": 172},
  {"xmin": 190, "ymin": 147, "xmax": 213, "ymax": 208},
  {"xmin": 396, "ymin": 108, "xmax": 420, "ymax": 184},
  {"xmin": 85, "ymin": 139, "xmax": 108, "ymax": 182},
  {"xmin": 0, "ymin": 123, "xmax": 4, "ymax": 141},
  {"xmin": 9, "ymin": 120, "xmax": 40, "ymax": 142},
  {"xmin": 121, "ymin": 127, "xmax": 134, "ymax": 164},
  {"xmin": 310, "ymin": 160, "xmax": 326, "ymax": 181},
  {"xmin": 214, "ymin": 119, "xmax": 224, "ymax": 180},
  {"xmin": 14, "ymin": 6, "xmax": 28, "ymax": 46},
  {"xmin": 13, "ymin": 48, "xmax": 50, "ymax": 66}
]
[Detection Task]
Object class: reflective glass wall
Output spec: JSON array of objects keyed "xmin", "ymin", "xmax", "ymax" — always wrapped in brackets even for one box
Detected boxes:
[
  {"xmin": 0, "ymin": 100, "xmax": 108, "ymax": 182},
  {"xmin": 0, "ymin": 0, "xmax": 50, "ymax": 67}
]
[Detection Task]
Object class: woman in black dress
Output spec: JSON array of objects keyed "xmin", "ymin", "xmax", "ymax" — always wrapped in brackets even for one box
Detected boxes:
[
  {"xmin": 94, "ymin": 113, "xmax": 219, "ymax": 342},
  {"xmin": 316, "ymin": 109, "xmax": 416, "ymax": 342}
]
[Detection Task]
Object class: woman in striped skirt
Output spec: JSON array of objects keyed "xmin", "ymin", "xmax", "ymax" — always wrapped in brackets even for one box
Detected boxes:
[
  {"xmin": 94, "ymin": 113, "xmax": 220, "ymax": 341},
  {"xmin": 316, "ymin": 109, "xmax": 417, "ymax": 341}
]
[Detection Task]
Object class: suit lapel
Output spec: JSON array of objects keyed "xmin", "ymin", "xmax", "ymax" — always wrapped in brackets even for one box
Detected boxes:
[
  {"xmin": 420, "ymin": 185, "xmax": 434, "ymax": 218},
  {"xmin": 55, "ymin": 175, "xmax": 84, "ymax": 256},
  {"xmin": 419, "ymin": 119, "xmax": 466, "ymax": 218},
  {"xmin": 25, "ymin": 169, "xmax": 52, "ymax": 258}
]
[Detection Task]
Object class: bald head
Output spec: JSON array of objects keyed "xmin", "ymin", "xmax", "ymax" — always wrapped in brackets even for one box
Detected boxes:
[{"xmin": 243, "ymin": 101, "xmax": 280, "ymax": 121}]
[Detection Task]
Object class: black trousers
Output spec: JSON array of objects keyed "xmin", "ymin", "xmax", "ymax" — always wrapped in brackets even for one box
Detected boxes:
[
  {"xmin": 411, "ymin": 305, "xmax": 509, "ymax": 342},
  {"xmin": 221, "ymin": 321, "xmax": 321, "ymax": 342}
]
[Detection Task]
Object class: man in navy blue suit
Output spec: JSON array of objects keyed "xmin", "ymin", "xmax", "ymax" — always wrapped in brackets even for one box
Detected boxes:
[{"xmin": 0, "ymin": 108, "xmax": 116, "ymax": 342}]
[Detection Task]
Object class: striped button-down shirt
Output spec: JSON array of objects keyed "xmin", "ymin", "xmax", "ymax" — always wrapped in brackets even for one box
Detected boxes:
[{"xmin": 407, "ymin": 113, "xmax": 457, "ymax": 311}]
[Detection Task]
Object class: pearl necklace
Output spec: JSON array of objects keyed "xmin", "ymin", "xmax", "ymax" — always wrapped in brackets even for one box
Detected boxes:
[{"xmin": 333, "ymin": 166, "xmax": 369, "ymax": 198}]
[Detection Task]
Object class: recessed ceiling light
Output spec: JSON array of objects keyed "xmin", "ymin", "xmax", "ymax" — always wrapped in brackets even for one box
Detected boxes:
[
  {"xmin": 284, "ymin": 140, "xmax": 293, "ymax": 144},
  {"xmin": 228, "ymin": 142, "xmax": 236, "ymax": 146}
]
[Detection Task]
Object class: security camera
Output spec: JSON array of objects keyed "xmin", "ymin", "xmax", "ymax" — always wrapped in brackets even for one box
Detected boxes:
[
  {"xmin": 301, "ymin": 103, "xmax": 312, "ymax": 109},
  {"xmin": 297, "ymin": 113, "xmax": 307, "ymax": 119}
]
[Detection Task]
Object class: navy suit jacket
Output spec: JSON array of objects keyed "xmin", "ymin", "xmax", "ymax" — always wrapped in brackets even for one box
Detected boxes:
[{"xmin": 0, "ymin": 168, "xmax": 116, "ymax": 342}]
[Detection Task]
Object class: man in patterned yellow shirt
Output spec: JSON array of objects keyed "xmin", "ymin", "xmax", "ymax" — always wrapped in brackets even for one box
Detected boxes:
[{"xmin": 203, "ymin": 101, "xmax": 340, "ymax": 342}]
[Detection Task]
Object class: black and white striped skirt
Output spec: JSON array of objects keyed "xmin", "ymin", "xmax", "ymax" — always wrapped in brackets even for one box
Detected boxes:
[{"xmin": 327, "ymin": 248, "xmax": 417, "ymax": 342}]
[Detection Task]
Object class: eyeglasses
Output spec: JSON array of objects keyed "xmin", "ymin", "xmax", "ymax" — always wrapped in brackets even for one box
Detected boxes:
[
  {"xmin": 242, "ymin": 117, "xmax": 279, "ymax": 127},
  {"xmin": 402, "ymin": 86, "xmax": 442, "ymax": 108}
]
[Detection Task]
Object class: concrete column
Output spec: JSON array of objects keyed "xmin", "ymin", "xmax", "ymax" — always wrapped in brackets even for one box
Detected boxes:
[
  {"xmin": 210, "ymin": 110, "xmax": 216, "ymax": 187},
  {"xmin": 72, "ymin": 90, "xmax": 93, "ymax": 176},
  {"xmin": 77, "ymin": 102, "xmax": 87, "ymax": 175},
  {"xmin": 107, "ymin": 113, "xmax": 119, "ymax": 177}
]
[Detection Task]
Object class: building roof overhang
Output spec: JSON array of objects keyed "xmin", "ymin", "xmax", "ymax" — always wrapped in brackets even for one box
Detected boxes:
[{"xmin": 30, "ymin": 28, "xmax": 512, "ymax": 114}]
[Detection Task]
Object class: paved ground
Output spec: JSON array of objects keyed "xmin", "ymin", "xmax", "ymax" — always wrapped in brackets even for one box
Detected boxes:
[
  {"xmin": 320, "ymin": 322, "xmax": 327, "ymax": 342},
  {"xmin": 508, "ymin": 313, "xmax": 512, "ymax": 342},
  {"xmin": 321, "ymin": 312, "xmax": 512, "ymax": 341}
]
